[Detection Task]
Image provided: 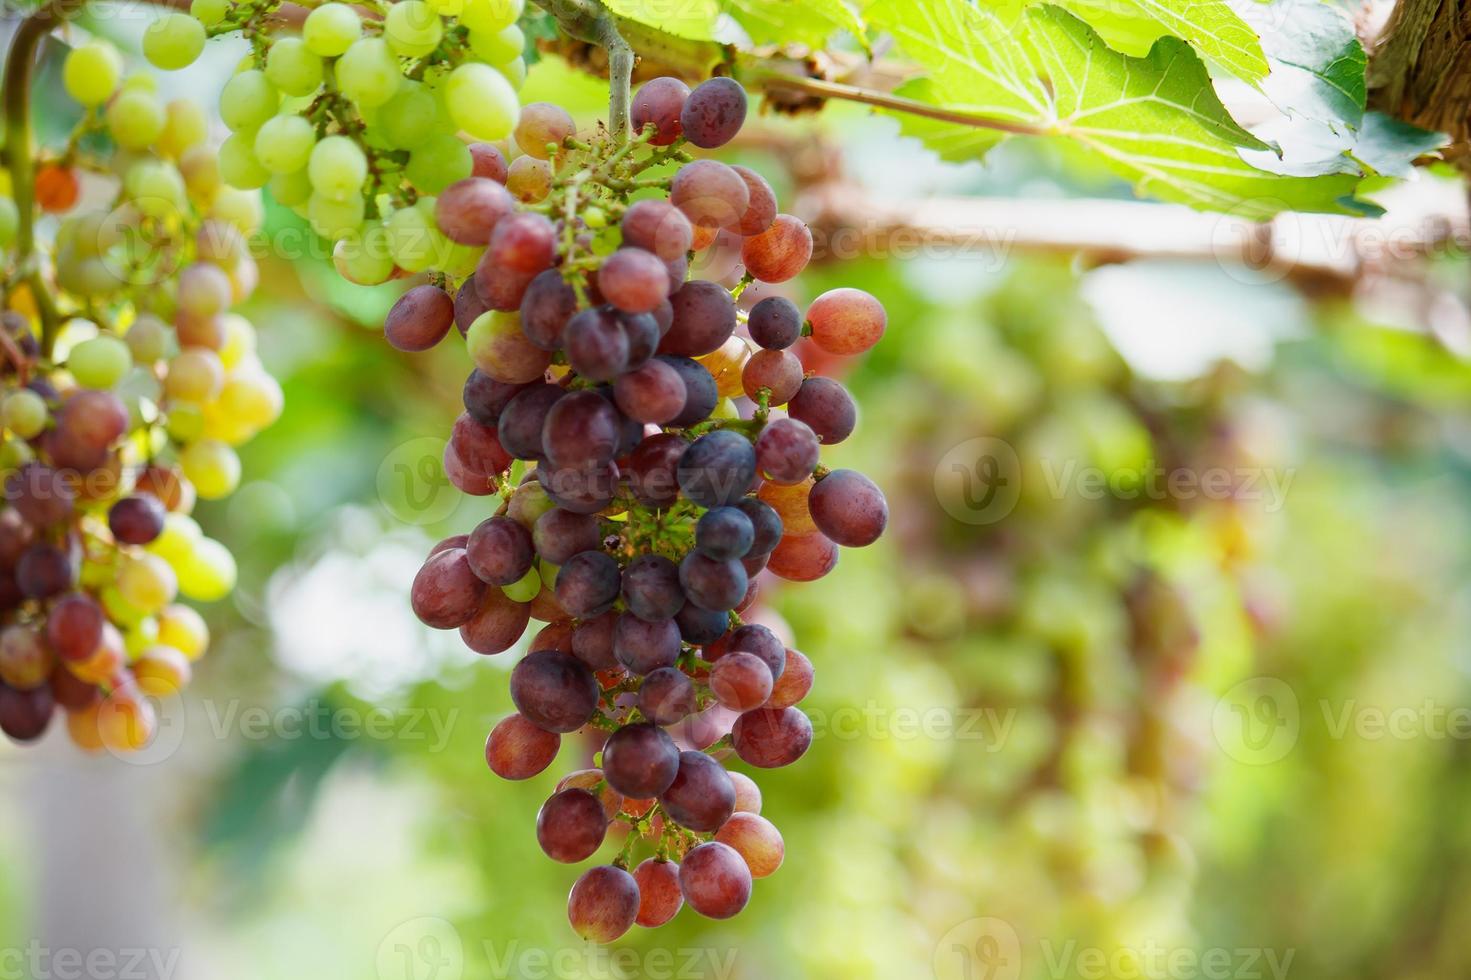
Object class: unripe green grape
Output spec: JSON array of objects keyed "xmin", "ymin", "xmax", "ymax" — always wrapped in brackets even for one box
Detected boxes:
[
  {"xmin": 124, "ymin": 160, "xmax": 187, "ymax": 219},
  {"xmin": 63, "ymin": 41, "xmax": 122, "ymax": 107},
  {"xmin": 268, "ymin": 168, "xmax": 313, "ymax": 208},
  {"xmin": 503, "ymin": 567, "xmax": 540, "ymax": 603},
  {"xmin": 469, "ymin": 23, "xmax": 523, "ymax": 64},
  {"xmin": 439, "ymin": 239, "xmax": 481, "ymax": 278},
  {"xmin": 101, "ymin": 585, "xmax": 148, "ymax": 629},
  {"xmin": 0, "ymin": 437, "xmax": 34, "ymax": 471},
  {"xmin": 106, "ymin": 90, "xmax": 166, "ymax": 150},
  {"xmin": 1, "ymin": 390, "xmax": 47, "ymax": 439},
  {"xmin": 143, "ymin": 13, "xmax": 206, "ymax": 70},
  {"xmin": 460, "ymin": 0, "xmax": 522, "ymax": 34},
  {"xmin": 177, "ymin": 537, "xmax": 236, "ymax": 601},
  {"xmin": 335, "ymin": 37, "xmax": 401, "ymax": 108},
  {"xmin": 219, "ymin": 371, "xmax": 284, "ymax": 432},
  {"xmin": 181, "ymin": 439, "xmax": 241, "ymax": 499},
  {"xmin": 190, "ymin": 0, "xmax": 228, "ymax": 26},
  {"xmin": 124, "ymin": 619, "xmax": 161, "ymax": 660},
  {"xmin": 308, "ymin": 134, "xmax": 368, "ymax": 201},
  {"xmin": 0, "ymin": 198, "xmax": 17, "ymax": 250},
  {"xmin": 123, "ymin": 73, "xmax": 159, "ymax": 93},
  {"xmin": 303, "ymin": 2, "xmax": 362, "ymax": 56},
  {"xmin": 125, "ymin": 314, "xmax": 171, "ymax": 364},
  {"xmin": 426, "ymin": 0, "xmax": 462, "ymax": 14},
  {"xmin": 307, "ymin": 192, "xmax": 366, "ymax": 240},
  {"xmin": 165, "ymin": 402, "xmax": 206, "ymax": 443},
  {"xmin": 157, "ymin": 99, "xmax": 208, "ymax": 158},
  {"xmin": 158, "ymin": 603, "xmax": 209, "ymax": 659},
  {"xmin": 500, "ymin": 56, "xmax": 527, "ymax": 89},
  {"xmin": 254, "ymin": 114, "xmax": 316, "ymax": 174},
  {"xmin": 384, "ymin": 0, "xmax": 443, "ymax": 57},
  {"xmin": 209, "ymin": 186, "xmax": 264, "ymax": 234},
  {"xmin": 218, "ymin": 314, "xmax": 257, "ymax": 370},
  {"xmin": 377, "ymin": 81, "xmax": 440, "ymax": 149},
  {"xmin": 117, "ymin": 553, "xmax": 178, "ymax": 614},
  {"xmin": 150, "ymin": 514, "xmax": 203, "ymax": 566},
  {"xmin": 385, "ymin": 202, "xmax": 446, "ymax": 273},
  {"xmin": 68, "ymin": 335, "xmax": 133, "ymax": 389},
  {"xmin": 264, "ymin": 37, "xmax": 325, "ymax": 97},
  {"xmin": 219, "ymin": 130, "xmax": 271, "ymax": 190},
  {"xmin": 405, "ymin": 134, "xmax": 471, "ymax": 194},
  {"xmin": 444, "ymin": 63, "xmax": 518, "ymax": 141},
  {"xmin": 219, "ymin": 70, "xmax": 278, "ymax": 133},
  {"xmin": 332, "ymin": 229, "xmax": 395, "ymax": 285}
]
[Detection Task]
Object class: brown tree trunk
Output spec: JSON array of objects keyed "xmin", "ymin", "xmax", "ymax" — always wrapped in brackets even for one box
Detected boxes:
[{"xmin": 1368, "ymin": 0, "xmax": 1471, "ymax": 165}]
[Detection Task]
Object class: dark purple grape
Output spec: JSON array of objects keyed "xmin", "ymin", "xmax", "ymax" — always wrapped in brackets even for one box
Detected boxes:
[
  {"xmin": 510, "ymin": 649, "xmax": 600, "ymax": 733},
  {"xmin": 747, "ymin": 296, "xmax": 802, "ymax": 350},
  {"xmin": 411, "ymin": 548, "xmax": 487, "ymax": 629},
  {"xmin": 537, "ymin": 788, "xmax": 609, "ymax": 863},
  {"xmin": 731, "ymin": 706, "xmax": 812, "ymax": 768},
  {"xmin": 678, "ymin": 429, "xmax": 756, "ymax": 508},
  {"xmin": 108, "ymin": 494, "xmax": 165, "ymax": 545},
  {"xmin": 7, "ymin": 464, "xmax": 74, "ymax": 527},
  {"xmin": 554, "ymin": 550, "xmax": 621, "ymax": 619},
  {"xmin": 486, "ymin": 712, "xmax": 561, "ymax": 779},
  {"xmin": 617, "ymin": 312, "xmax": 660, "ymax": 370},
  {"xmin": 729, "ymin": 623, "xmax": 786, "ymax": 680},
  {"xmin": 17, "ymin": 543, "xmax": 74, "ymax": 599},
  {"xmin": 435, "ymin": 176, "xmax": 513, "ymax": 245},
  {"xmin": 474, "ymin": 257, "xmax": 535, "ymax": 311},
  {"xmin": 567, "ymin": 865, "xmax": 640, "ymax": 943},
  {"xmin": 679, "ymin": 841, "xmax": 752, "ymax": 919},
  {"xmin": 670, "ymin": 160, "xmax": 749, "ymax": 231},
  {"xmin": 755, "ymin": 418, "xmax": 819, "ymax": 485},
  {"xmin": 459, "ymin": 587, "xmax": 532, "ymax": 654},
  {"xmin": 731, "ymin": 165, "xmax": 777, "ymax": 235},
  {"xmin": 809, "ymin": 469, "xmax": 888, "ymax": 547},
  {"xmin": 601, "ymin": 722, "xmax": 680, "ymax": 798},
  {"xmin": 695, "ymin": 506, "xmax": 754, "ymax": 561},
  {"xmin": 462, "ymin": 370, "xmax": 526, "ymax": 426},
  {"xmin": 466, "ymin": 515, "xmax": 534, "ymax": 586},
  {"xmin": 675, "ymin": 604, "xmax": 728, "ymax": 646},
  {"xmin": 613, "ymin": 360, "xmax": 685, "ymax": 424},
  {"xmin": 733, "ymin": 498, "xmax": 782, "ymax": 556},
  {"xmin": 661, "ymin": 356, "xmax": 718, "ymax": 428},
  {"xmin": 680, "ymin": 77, "xmax": 748, "ymax": 149},
  {"xmin": 519, "ymin": 269, "xmax": 580, "ymax": 350},
  {"xmin": 659, "ymin": 280, "xmax": 736, "ymax": 357},
  {"xmin": 620, "ymin": 554, "xmax": 684, "ymax": 622},
  {"xmin": 638, "ymin": 667, "xmax": 695, "ymax": 725},
  {"xmin": 385, "ymin": 285, "xmax": 454, "ymax": 352},
  {"xmin": 621, "ymin": 199, "xmax": 692, "ymax": 261},
  {"xmin": 537, "ymin": 460, "xmax": 619, "ymax": 515},
  {"xmin": 564, "ymin": 307, "xmax": 630, "ymax": 382},
  {"xmin": 599, "ymin": 248, "xmax": 669, "ymax": 315},
  {"xmin": 533, "ymin": 508, "xmax": 602, "ymax": 565},
  {"xmin": 498, "ymin": 383, "xmax": 565, "ymax": 460},
  {"xmin": 542, "ymin": 389, "xmax": 621, "ymax": 469},
  {"xmin": 612, "ymin": 614, "xmax": 680, "ymax": 675},
  {"xmin": 0, "ymin": 684, "xmax": 54, "ymax": 743},
  {"xmin": 570, "ymin": 611, "xmax": 619, "ymax": 670},
  {"xmin": 46, "ymin": 592, "xmax": 102, "ymax": 663},
  {"xmin": 626, "ymin": 432, "xmax": 686, "ymax": 507},
  {"xmin": 631, "ymin": 76, "xmax": 689, "ymax": 145},
  {"xmin": 659, "ymin": 750, "xmax": 735, "ymax": 832},
  {"xmin": 678, "ymin": 552, "xmax": 748, "ymax": 611},
  {"xmin": 449, "ymin": 412, "xmax": 512, "ymax": 479},
  {"xmin": 455, "ymin": 278, "xmax": 491, "ymax": 337},
  {"xmin": 788, "ymin": 376, "xmax": 856, "ymax": 444},
  {"xmin": 651, "ymin": 298, "xmax": 674, "ymax": 334}
]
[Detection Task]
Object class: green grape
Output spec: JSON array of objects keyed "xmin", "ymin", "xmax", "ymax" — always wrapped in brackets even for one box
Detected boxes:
[
  {"xmin": 106, "ymin": 90, "xmax": 166, "ymax": 150},
  {"xmin": 444, "ymin": 63, "xmax": 518, "ymax": 141},
  {"xmin": 386, "ymin": 203, "xmax": 444, "ymax": 273},
  {"xmin": 307, "ymin": 192, "xmax": 366, "ymax": 240},
  {"xmin": 303, "ymin": 2, "xmax": 362, "ymax": 56},
  {"xmin": 460, "ymin": 0, "xmax": 522, "ymax": 34},
  {"xmin": 150, "ymin": 514, "xmax": 203, "ymax": 567},
  {"xmin": 218, "ymin": 314, "xmax": 257, "ymax": 370},
  {"xmin": 181, "ymin": 439, "xmax": 241, "ymax": 499},
  {"xmin": 264, "ymin": 37, "xmax": 325, "ymax": 97},
  {"xmin": 143, "ymin": 12, "xmax": 206, "ymax": 70},
  {"xmin": 177, "ymin": 538, "xmax": 237, "ymax": 602},
  {"xmin": 123, "ymin": 74, "xmax": 159, "ymax": 93},
  {"xmin": 190, "ymin": 0, "xmax": 228, "ymax": 27},
  {"xmin": 439, "ymin": 239, "xmax": 481, "ymax": 278},
  {"xmin": 124, "ymin": 619, "xmax": 161, "ymax": 659},
  {"xmin": 219, "ymin": 372, "xmax": 284, "ymax": 433},
  {"xmin": 157, "ymin": 99, "xmax": 208, "ymax": 158},
  {"xmin": 377, "ymin": 81, "xmax": 440, "ymax": 149},
  {"xmin": 307, "ymin": 135, "xmax": 368, "ymax": 202},
  {"xmin": 384, "ymin": 0, "xmax": 443, "ymax": 58},
  {"xmin": 165, "ymin": 402, "xmax": 206, "ymax": 443},
  {"xmin": 332, "ymin": 228, "xmax": 396, "ymax": 285},
  {"xmin": 124, "ymin": 314, "xmax": 171, "ymax": 364},
  {"xmin": 426, "ymin": 0, "xmax": 462, "ymax": 13},
  {"xmin": 219, "ymin": 69, "xmax": 279, "ymax": 131},
  {"xmin": 219, "ymin": 130, "xmax": 271, "ymax": 190},
  {"xmin": 500, "ymin": 56, "xmax": 527, "ymax": 90},
  {"xmin": 118, "ymin": 554, "xmax": 179, "ymax": 614},
  {"xmin": 254, "ymin": 115, "xmax": 316, "ymax": 175},
  {"xmin": 503, "ymin": 566, "xmax": 540, "ymax": 603},
  {"xmin": 210, "ymin": 186, "xmax": 264, "ymax": 233},
  {"xmin": 405, "ymin": 134, "xmax": 471, "ymax": 194},
  {"xmin": 468, "ymin": 23, "xmax": 523, "ymax": 64},
  {"xmin": 335, "ymin": 37, "xmax": 401, "ymax": 108},
  {"xmin": 1, "ymin": 390, "xmax": 47, "ymax": 439},
  {"xmin": 62, "ymin": 41, "xmax": 122, "ymax": 107},
  {"xmin": 0, "ymin": 436, "xmax": 34, "ymax": 471},
  {"xmin": 123, "ymin": 160, "xmax": 188, "ymax": 218},
  {"xmin": 0, "ymin": 198, "xmax": 17, "ymax": 250},
  {"xmin": 268, "ymin": 168, "xmax": 313, "ymax": 208},
  {"xmin": 68, "ymin": 335, "xmax": 133, "ymax": 389}
]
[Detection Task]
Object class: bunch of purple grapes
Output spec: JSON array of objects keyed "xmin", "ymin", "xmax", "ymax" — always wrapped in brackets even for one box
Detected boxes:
[{"xmin": 395, "ymin": 75, "xmax": 888, "ymax": 941}]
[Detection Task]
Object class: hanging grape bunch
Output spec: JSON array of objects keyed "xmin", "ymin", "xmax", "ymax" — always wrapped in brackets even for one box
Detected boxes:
[
  {"xmin": 0, "ymin": 38, "xmax": 282, "ymax": 751},
  {"xmin": 152, "ymin": 0, "xmax": 528, "ymax": 276},
  {"xmin": 386, "ymin": 74, "xmax": 888, "ymax": 941}
]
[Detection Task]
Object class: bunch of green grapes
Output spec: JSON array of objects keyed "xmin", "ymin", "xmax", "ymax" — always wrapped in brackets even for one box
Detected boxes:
[
  {"xmin": 0, "ymin": 45, "xmax": 283, "ymax": 753},
  {"xmin": 148, "ymin": 0, "xmax": 525, "ymax": 275}
]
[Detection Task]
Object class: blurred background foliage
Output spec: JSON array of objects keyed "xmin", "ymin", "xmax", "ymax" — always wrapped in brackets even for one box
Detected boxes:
[{"xmin": 2, "ymin": 29, "xmax": 1471, "ymax": 980}]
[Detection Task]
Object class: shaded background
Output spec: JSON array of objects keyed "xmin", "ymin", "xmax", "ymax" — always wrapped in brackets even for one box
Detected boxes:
[{"xmin": 3, "ymin": 16, "xmax": 1471, "ymax": 980}]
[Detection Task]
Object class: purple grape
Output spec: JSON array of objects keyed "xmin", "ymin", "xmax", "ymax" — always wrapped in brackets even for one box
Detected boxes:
[
  {"xmin": 670, "ymin": 160, "xmax": 749, "ymax": 231},
  {"xmin": 554, "ymin": 550, "xmax": 621, "ymax": 619},
  {"xmin": 599, "ymin": 248, "xmax": 669, "ymax": 315},
  {"xmin": 537, "ymin": 788, "xmax": 609, "ymax": 862},
  {"xmin": 462, "ymin": 370, "xmax": 527, "ymax": 426},
  {"xmin": 679, "ymin": 77, "xmax": 748, "ymax": 149},
  {"xmin": 808, "ymin": 469, "xmax": 888, "ymax": 547},
  {"xmin": 601, "ymin": 722, "xmax": 680, "ymax": 798},
  {"xmin": 621, "ymin": 199, "xmax": 692, "ymax": 261},
  {"xmin": 537, "ymin": 460, "xmax": 619, "ymax": 515},
  {"xmin": 728, "ymin": 623, "xmax": 786, "ymax": 681},
  {"xmin": 638, "ymin": 667, "xmax": 695, "ymax": 725},
  {"xmin": 108, "ymin": 494, "xmax": 165, "ymax": 545},
  {"xmin": 747, "ymin": 296, "xmax": 802, "ymax": 350},
  {"xmin": 411, "ymin": 548, "xmax": 487, "ymax": 629},
  {"xmin": 678, "ymin": 429, "xmax": 756, "ymax": 508},
  {"xmin": 659, "ymin": 280, "xmax": 736, "ymax": 357},
  {"xmin": 466, "ymin": 515, "xmax": 534, "ymax": 586},
  {"xmin": 788, "ymin": 377, "xmax": 856, "ymax": 444},
  {"xmin": 661, "ymin": 356, "xmax": 718, "ymax": 428},
  {"xmin": 570, "ymin": 611, "xmax": 619, "ymax": 670},
  {"xmin": 613, "ymin": 360, "xmax": 686, "ymax": 424},
  {"xmin": 679, "ymin": 841, "xmax": 752, "ymax": 919},
  {"xmin": 675, "ymin": 603, "xmax": 728, "ymax": 646},
  {"xmin": 564, "ymin": 306, "xmax": 630, "ymax": 382},
  {"xmin": 626, "ymin": 432, "xmax": 686, "ymax": 507},
  {"xmin": 612, "ymin": 613, "xmax": 680, "ymax": 675},
  {"xmin": 620, "ymin": 554, "xmax": 685, "ymax": 622},
  {"xmin": 519, "ymin": 269, "xmax": 580, "ymax": 351},
  {"xmin": 631, "ymin": 76, "xmax": 689, "ymax": 145},
  {"xmin": 678, "ymin": 552, "xmax": 748, "ymax": 612},
  {"xmin": 731, "ymin": 706, "xmax": 812, "ymax": 768},
  {"xmin": 755, "ymin": 418, "xmax": 820, "ymax": 485},
  {"xmin": 542, "ymin": 389, "xmax": 621, "ymax": 469},
  {"xmin": 385, "ymin": 284, "xmax": 455, "ymax": 351},
  {"xmin": 695, "ymin": 506, "xmax": 754, "ymax": 561},
  {"xmin": 510, "ymin": 649, "xmax": 599, "ymax": 733},
  {"xmin": 567, "ymin": 865, "xmax": 640, "ymax": 943},
  {"xmin": 533, "ymin": 508, "xmax": 603, "ymax": 565},
  {"xmin": 435, "ymin": 176, "xmax": 513, "ymax": 245},
  {"xmin": 16, "ymin": 543, "xmax": 73, "ymax": 599},
  {"xmin": 659, "ymin": 750, "xmax": 735, "ymax": 832},
  {"xmin": 733, "ymin": 498, "xmax": 783, "ymax": 556},
  {"xmin": 498, "ymin": 383, "xmax": 566, "ymax": 460}
]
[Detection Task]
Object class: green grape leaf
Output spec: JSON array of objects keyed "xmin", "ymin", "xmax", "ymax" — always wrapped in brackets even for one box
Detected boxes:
[
  {"xmin": 723, "ymin": 0, "xmax": 868, "ymax": 48},
  {"xmin": 888, "ymin": 78, "xmax": 1010, "ymax": 161},
  {"xmin": 601, "ymin": 0, "xmax": 722, "ymax": 40},
  {"xmin": 1350, "ymin": 112, "xmax": 1447, "ymax": 178},
  {"xmin": 1057, "ymin": 0, "xmax": 1268, "ymax": 83},
  {"xmin": 1230, "ymin": 0, "xmax": 1365, "ymax": 130}
]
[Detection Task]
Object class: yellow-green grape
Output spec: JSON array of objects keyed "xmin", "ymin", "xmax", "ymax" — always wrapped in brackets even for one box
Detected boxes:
[
  {"xmin": 118, "ymin": 553, "xmax": 179, "ymax": 614},
  {"xmin": 405, "ymin": 134, "xmax": 471, "ymax": 194},
  {"xmin": 254, "ymin": 114, "xmax": 316, "ymax": 175},
  {"xmin": 124, "ymin": 314, "xmax": 171, "ymax": 364},
  {"xmin": 426, "ymin": 0, "xmax": 462, "ymax": 12},
  {"xmin": 68, "ymin": 335, "xmax": 133, "ymax": 389},
  {"xmin": 1, "ymin": 390, "xmax": 47, "ymax": 439},
  {"xmin": 165, "ymin": 348, "xmax": 225, "ymax": 402},
  {"xmin": 209, "ymin": 186, "xmax": 264, "ymax": 234},
  {"xmin": 500, "ymin": 57, "xmax": 527, "ymax": 90},
  {"xmin": 377, "ymin": 81, "xmax": 440, "ymax": 149},
  {"xmin": 439, "ymin": 239, "xmax": 481, "ymax": 278},
  {"xmin": 219, "ymin": 70, "xmax": 278, "ymax": 132},
  {"xmin": 219, "ymin": 130, "xmax": 271, "ymax": 190},
  {"xmin": 149, "ymin": 513, "xmax": 203, "ymax": 567},
  {"xmin": 106, "ymin": 89, "xmax": 166, "ymax": 150},
  {"xmin": 332, "ymin": 229, "xmax": 395, "ymax": 285},
  {"xmin": 157, "ymin": 99, "xmax": 208, "ymax": 158},
  {"xmin": 143, "ymin": 12, "xmax": 206, "ymax": 70},
  {"xmin": 384, "ymin": 0, "xmax": 443, "ymax": 58},
  {"xmin": 63, "ymin": 41, "xmax": 122, "ymax": 107},
  {"xmin": 177, "ymin": 538, "xmax": 236, "ymax": 602},
  {"xmin": 101, "ymin": 586, "xmax": 149, "ymax": 629},
  {"xmin": 122, "ymin": 73, "xmax": 158, "ymax": 93},
  {"xmin": 385, "ymin": 202, "xmax": 444, "ymax": 273},
  {"xmin": 503, "ymin": 566, "xmax": 540, "ymax": 603},
  {"xmin": 180, "ymin": 438, "xmax": 241, "ymax": 499},
  {"xmin": 157, "ymin": 603, "xmax": 209, "ymax": 660},
  {"xmin": 124, "ymin": 618, "xmax": 161, "ymax": 659},
  {"xmin": 335, "ymin": 37, "xmax": 401, "ymax": 108},
  {"xmin": 0, "ymin": 437, "xmax": 34, "ymax": 471},
  {"xmin": 469, "ymin": 23, "xmax": 523, "ymax": 64},
  {"xmin": 264, "ymin": 37, "xmax": 325, "ymax": 97},
  {"xmin": 124, "ymin": 160, "xmax": 188, "ymax": 219},
  {"xmin": 218, "ymin": 315, "xmax": 257, "ymax": 370},
  {"xmin": 178, "ymin": 145, "xmax": 221, "ymax": 202},
  {"xmin": 307, "ymin": 135, "xmax": 368, "ymax": 202},
  {"xmin": 303, "ymin": 2, "xmax": 362, "ymax": 56},
  {"xmin": 190, "ymin": 0, "xmax": 228, "ymax": 27},
  {"xmin": 268, "ymin": 168, "xmax": 313, "ymax": 208},
  {"xmin": 0, "ymin": 197, "xmax": 18, "ymax": 250},
  {"xmin": 460, "ymin": 0, "xmax": 522, "ymax": 34},
  {"xmin": 307, "ymin": 192, "xmax": 366, "ymax": 241},
  {"xmin": 165, "ymin": 402, "xmax": 206, "ymax": 443},
  {"xmin": 218, "ymin": 371, "xmax": 284, "ymax": 434},
  {"xmin": 537, "ymin": 559, "xmax": 558, "ymax": 590},
  {"xmin": 444, "ymin": 63, "xmax": 518, "ymax": 141}
]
